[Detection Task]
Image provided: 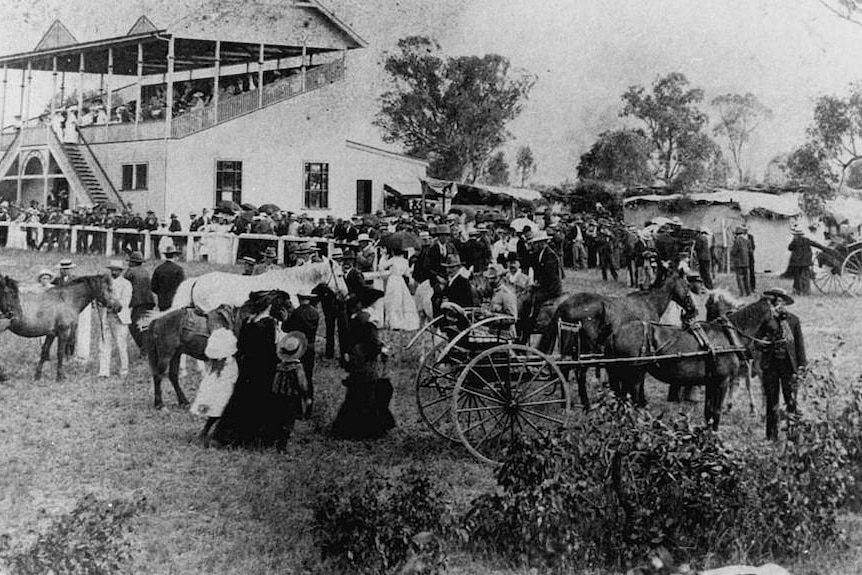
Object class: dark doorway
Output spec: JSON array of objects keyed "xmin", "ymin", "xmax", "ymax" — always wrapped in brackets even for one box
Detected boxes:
[{"xmin": 356, "ymin": 179, "xmax": 372, "ymax": 214}]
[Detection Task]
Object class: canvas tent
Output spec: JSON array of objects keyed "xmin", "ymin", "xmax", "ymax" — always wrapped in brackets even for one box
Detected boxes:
[{"xmin": 623, "ymin": 189, "xmax": 826, "ymax": 274}]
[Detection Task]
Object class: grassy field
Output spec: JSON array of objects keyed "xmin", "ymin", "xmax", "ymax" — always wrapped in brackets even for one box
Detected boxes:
[{"xmin": 0, "ymin": 248, "xmax": 860, "ymax": 574}]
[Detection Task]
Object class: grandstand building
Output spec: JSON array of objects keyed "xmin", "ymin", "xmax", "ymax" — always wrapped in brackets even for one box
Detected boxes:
[{"xmin": 0, "ymin": 1, "xmax": 427, "ymax": 218}]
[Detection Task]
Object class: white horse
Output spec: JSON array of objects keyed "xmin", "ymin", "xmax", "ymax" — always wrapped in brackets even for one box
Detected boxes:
[{"xmin": 172, "ymin": 259, "xmax": 349, "ymax": 311}]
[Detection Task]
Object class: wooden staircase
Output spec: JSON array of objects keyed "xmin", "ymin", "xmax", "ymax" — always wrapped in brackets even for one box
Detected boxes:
[{"xmin": 62, "ymin": 143, "xmax": 111, "ymax": 205}]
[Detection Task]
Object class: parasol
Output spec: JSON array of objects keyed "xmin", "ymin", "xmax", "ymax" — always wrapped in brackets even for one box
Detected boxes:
[
  {"xmin": 216, "ymin": 200, "xmax": 241, "ymax": 214},
  {"xmin": 259, "ymin": 203, "xmax": 281, "ymax": 215},
  {"xmin": 379, "ymin": 230, "xmax": 422, "ymax": 251},
  {"xmin": 510, "ymin": 217, "xmax": 535, "ymax": 232}
]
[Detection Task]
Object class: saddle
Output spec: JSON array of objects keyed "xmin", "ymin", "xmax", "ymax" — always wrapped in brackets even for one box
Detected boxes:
[{"xmin": 181, "ymin": 304, "xmax": 239, "ymax": 358}]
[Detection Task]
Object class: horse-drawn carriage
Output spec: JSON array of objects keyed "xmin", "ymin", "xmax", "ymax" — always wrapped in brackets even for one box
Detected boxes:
[
  {"xmin": 407, "ymin": 289, "xmax": 760, "ymax": 465},
  {"xmin": 810, "ymin": 237, "xmax": 862, "ymax": 296}
]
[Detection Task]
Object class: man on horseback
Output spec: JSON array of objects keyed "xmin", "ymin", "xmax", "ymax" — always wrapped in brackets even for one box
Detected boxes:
[
  {"xmin": 518, "ymin": 230, "xmax": 562, "ymax": 343},
  {"xmin": 756, "ymin": 287, "xmax": 807, "ymax": 440}
]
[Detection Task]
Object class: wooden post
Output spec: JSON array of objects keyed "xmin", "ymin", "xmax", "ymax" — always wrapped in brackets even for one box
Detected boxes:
[
  {"xmin": 213, "ymin": 40, "xmax": 220, "ymax": 123},
  {"xmin": 143, "ymin": 231, "xmax": 152, "ymax": 259},
  {"xmin": 135, "ymin": 43, "xmax": 143, "ymax": 135},
  {"xmin": 78, "ymin": 53, "xmax": 85, "ymax": 114},
  {"xmin": 70, "ymin": 226, "xmax": 77, "ymax": 253},
  {"xmin": 18, "ymin": 67, "xmax": 25, "ymax": 123},
  {"xmin": 59, "ymin": 71, "xmax": 65, "ymax": 109},
  {"xmin": 165, "ymin": 36, "xmax": 175, "ymax": 139},
  {"xmin": 50, "ymin": 57, "xmax": 58, "ymax": 117},
  {"xmin": 105, "ymin": 47, "xmax": 113, "ymax": 138},
  {"xmin": 301, "ymin": 41, "xmax": 307, "ymax": 92},
  {"xmin": 277, "ymin": 236, "xmax": 285, "ymax": 263},
  {"xmin": 1, "ymin": 64, "xmax": 7, "ymax": 134},
  {"xmin": 23, "ymin": 61, "xmax": 32, "ymax": 128},
  {"xmin": 258, "ymin": 43, "xmax": 264, "ymax": 108},
  {"xmin": 106, "ymin": 228, "xmax": 114, "ymax": 256}
]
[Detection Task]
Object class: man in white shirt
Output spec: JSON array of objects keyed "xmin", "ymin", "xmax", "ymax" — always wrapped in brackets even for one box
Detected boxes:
[{"xmin": 99, "ymin": 260, "xmax": 133, "ymax": 378}]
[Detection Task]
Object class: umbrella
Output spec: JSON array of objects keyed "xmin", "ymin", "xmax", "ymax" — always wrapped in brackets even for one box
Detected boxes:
[
  {"xmin": 240, "ymin": 203, "xmax": 258, "ymax": 211},
  {"xmin": 379, "ymin": 230, "xmax": 422, "ymax": 251},
  {"xmin": 510, "ymin": 217, "xmax": 535, "ymax": 232},
  {"xmin": 259, "ymin": 203, "xmax": 281, "ymax": 215},
  {"xmin": 216, "ymin": 200, "xmax": 241, "ymax": 213}
]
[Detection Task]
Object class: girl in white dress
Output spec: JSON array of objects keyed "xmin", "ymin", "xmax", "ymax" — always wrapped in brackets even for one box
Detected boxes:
[{"xmin": 380, "ymin": 248, "xmax": 420, "ymax": 331}]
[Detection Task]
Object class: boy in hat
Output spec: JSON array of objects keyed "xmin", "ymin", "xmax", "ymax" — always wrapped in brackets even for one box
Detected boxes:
[
  {"xmin": 241, "ymin": 256, "xmax": 258, "ymax": 276},
  {"xmin": 283, "ymin": 292, "xmax": 320, "ymax": 391},
  {"xmin": 271, "ymin": 332, "xmax": 312, "ymax": 450},
  {"xmin": 755, "ymin": 287, "xmax": 807, "ymax": 440},
  {"xmin": 100, "ymin": 260, "xmax": 132, "ymax": 378}
]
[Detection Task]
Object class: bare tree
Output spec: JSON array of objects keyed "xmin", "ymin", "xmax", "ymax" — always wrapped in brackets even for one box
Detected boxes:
[
  {"xmin": 711, "ymin": 93, "xmax": 773, "ymax": 186},
  {"xmin": 817, "ymin": 0, "xmax": 862, "ymax": 26}
]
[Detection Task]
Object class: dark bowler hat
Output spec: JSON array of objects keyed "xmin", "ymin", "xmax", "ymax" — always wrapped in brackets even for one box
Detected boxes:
[
  {"xmin": 433, "ymin": 224, "xmax": 451, "ymax": 235},
  {"xmin": 162, "ymin": 245, "xmax": 179, "ymax": 257},
  {"xmin": 127, "ymin": 251, "xmax": 144, "ymax": 264},
  {"xmin": 762, "ymin": 287, "xmax": 794, "ymax": 305}
]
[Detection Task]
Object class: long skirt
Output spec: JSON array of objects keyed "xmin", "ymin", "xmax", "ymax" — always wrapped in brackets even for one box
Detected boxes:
[
  {"xmin": 384, "ymin": 275, "xmax": 420, "ymax": 331},
  {"xmin": 332, "ymin": 372, "xmax": 395, "ymax": 439}
]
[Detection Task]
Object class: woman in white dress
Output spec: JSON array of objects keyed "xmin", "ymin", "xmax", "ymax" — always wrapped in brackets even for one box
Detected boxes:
[
  {"xmin": 6, "ymin": 212, "xmax": 27, "ymax": 249},
  {"xmin": 379, "ymin": 248, "xmax": 420, "ymax": 331}
]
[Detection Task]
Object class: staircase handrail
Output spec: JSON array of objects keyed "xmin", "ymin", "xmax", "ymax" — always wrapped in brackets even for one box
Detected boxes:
[
  {"xmin": 75, "ymin": 131, "xmax": 128, "ymax": 210},
  {"xmin": 44, "ymin": 126, "xmax": 98, "ymax": 209},
  {"xmin": 0, "ymin": 130, "xmax": 22, "ymax": 178}
]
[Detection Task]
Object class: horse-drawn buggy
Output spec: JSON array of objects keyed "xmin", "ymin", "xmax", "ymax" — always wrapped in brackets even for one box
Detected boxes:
[
  {"xmin": 810, "ymin": 237, "xmax": 862, "ymax": 296},
  {"xmin": 407, "ymin": 280, "xmax": 767, "ymax": 465}
]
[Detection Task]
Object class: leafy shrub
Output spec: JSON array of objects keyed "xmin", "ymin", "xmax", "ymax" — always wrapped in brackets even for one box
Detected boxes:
[
  {"xmin": 312, "ymin": 466, "xmax": 450, "ymax": 575},
  {"xmin": 0, "ymin": 494, "xmax": 148, "ymax": 575},
  {"xmin": 462, "ymin": 380, "xmax": 859, "ymax": 572}
]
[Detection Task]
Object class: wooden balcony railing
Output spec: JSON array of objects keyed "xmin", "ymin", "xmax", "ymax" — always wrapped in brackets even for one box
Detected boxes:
[{"xmin": 171, "ymin": 59, "xmax": 345, "ymax": 139}]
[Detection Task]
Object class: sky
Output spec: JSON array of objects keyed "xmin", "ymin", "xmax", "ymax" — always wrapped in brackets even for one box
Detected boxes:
[{"xmin": 0, "ymin": 0, "xmax": 861, "ymax": 184}]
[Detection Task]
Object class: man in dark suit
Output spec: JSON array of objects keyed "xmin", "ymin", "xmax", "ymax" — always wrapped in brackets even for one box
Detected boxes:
[
  {"xmin": 124, "ymin": 250, "xmax": 156, "ymax": 348},
  {"xmin": 519, "ymin": 230, "xmax": 562, "ymax": 341},
  {"xmin": 441, "ymin": 254, "xmax": 475, "ymax": 309},
  {"xmin": 52, "ymin": 259, "xmax": 76, "ymax": 287},
  {"xmin": 150, "ymin": 245, "xmax": 185, "ymax": 311},
  {"xmin": 755, "ymin": 287, "xmax": 807, "ymax": 440},
  {"xmin": 425, "ymin": 224, "xmax": 456, "ymax": 283}
]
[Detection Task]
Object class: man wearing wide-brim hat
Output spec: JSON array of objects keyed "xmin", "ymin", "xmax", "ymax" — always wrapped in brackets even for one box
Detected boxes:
[
  {"xmin": 787, "ymin": 224, "xmax": 814, "ymax": 296},
  {"xmin": 124, "ymin": 250, "xmax": 155, "ymax": 348},
  {"xmin": 151, "ymin": 244, "xmax": 186, "ymax": 311},
  {"xmin": 519, "ymin": 229, "xmax": 563, "ymax": 342},
  {"xmin": 440, "ymin": 253, "xmax": 475, "ymax": 310},
  {"xmin": 756, "ymin": 287, "xmax": 807, "ymax": 440},
  {"xmin": 100, "ymin": 260, "xmax": 133, "ymax": 378},
  {"xmin": 729, "ymin": 224, "xmax": 752, "ymax": 296}
]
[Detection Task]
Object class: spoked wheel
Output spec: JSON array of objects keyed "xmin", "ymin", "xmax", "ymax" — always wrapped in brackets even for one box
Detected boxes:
[
  {"xmin": 812, "ymin": 264, "xmax": 845, "ymax": 295},
  {"xmin": 415, "ymin": 341, "xmax": 463, "ymax": 442},
  {"xmin": 841, "ymin": 248, "xmax": 862, "ymax": 296},
  {"xmin": 452, "ymin": 344, "xmax": 570, "ymax": 465}
]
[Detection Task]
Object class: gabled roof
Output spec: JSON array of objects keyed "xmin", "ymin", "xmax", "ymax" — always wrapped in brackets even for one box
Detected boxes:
[
  {"xmin": 34, "ymin": 20, "xmax": 78, "ymax": 52},
  {"xmin": 127, "ymin": 16, "xmax": 159, "ymax": 36}
]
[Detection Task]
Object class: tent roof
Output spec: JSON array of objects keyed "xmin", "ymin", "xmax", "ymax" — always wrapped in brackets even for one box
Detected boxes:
[{"xmin": 624, "ymin": 189, "xmax": 802, "ymax": 218}]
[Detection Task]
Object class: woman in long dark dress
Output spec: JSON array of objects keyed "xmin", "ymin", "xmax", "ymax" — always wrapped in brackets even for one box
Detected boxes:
[
  {"xmin": 211, "ymin": 296, "xmax": 281, "ymax": 448},
  {"xmin": 332, "ymin": 288, "xmax": 396, "ymax": 439}
]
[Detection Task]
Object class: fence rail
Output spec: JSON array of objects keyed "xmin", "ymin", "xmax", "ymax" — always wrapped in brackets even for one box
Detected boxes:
[{"xmin": 0, "ymin": 221, "xmax": 340, "ymax": 266}]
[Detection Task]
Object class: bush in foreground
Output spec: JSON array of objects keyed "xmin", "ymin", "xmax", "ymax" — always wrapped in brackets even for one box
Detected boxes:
[
  {"xmin": 0, "ymin": 494, "xmax": 148, "ymax": 575},
  {"xmin": 311, "ymin": 466, "xmax": 450, "ymax": 575}
]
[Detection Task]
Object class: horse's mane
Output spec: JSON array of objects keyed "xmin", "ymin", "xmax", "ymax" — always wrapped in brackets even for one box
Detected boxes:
[{"xmin": 726, "ymin": 297, "xmax": 771, "ymax": 331}]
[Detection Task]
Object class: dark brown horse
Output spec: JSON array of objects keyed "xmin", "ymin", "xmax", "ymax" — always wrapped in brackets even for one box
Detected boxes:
[
  {"xmin": 604, "ymin": 298, "xmax": 772, "ymax": 430},
  {"xmin": 536, "ymin": 273, "xmax": 695, "ymax": 408},
  {"xmin": 140, "ymin": 290, "xmax": 293, "ymax": 410},
  {"xmin": 0, "ymin": 274, "xmax": 113, "ymax": 381}
]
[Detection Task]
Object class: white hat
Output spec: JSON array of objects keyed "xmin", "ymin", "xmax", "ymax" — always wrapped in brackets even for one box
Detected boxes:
[
  {"xmin": 106, "ymin": 259, "xmax": 125, "ymax": 270},
  {"xmin": 357, "ymin": 233, "xmax": 371, "ymax": 242},
  {"xmin": 205, "ymin": 328, "xmax": 237, "ymax": 360},
  {"xmin": 527, "ymin": 230, "xmax": 551, "ymax": 243}
]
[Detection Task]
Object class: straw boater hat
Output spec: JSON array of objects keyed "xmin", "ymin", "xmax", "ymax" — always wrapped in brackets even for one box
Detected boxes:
[
  {"xmin": 37, "ymin": 268, "xmax": 54, "ymax": 281},
  {"xmin": 241, "ymin": 256, "xmax": 257, "ymax": 265},
  {"xmin": 261, "ymin": 246, "xmax": 277, "ymax": 259},
  {"xmin": 357, "ymin": 233, "xmax": 371, "ymax": 243},
  {"xmin": 107, "ymin": 259, "xmax": 126, "ymax": 270},
  {"xmin": 527, "ymin": 230, "xmax": 551, "ymax": 243},
  {"xmin": 205, "ymin": 328, "xmax": 237, "ymax": 360},
  {"xmin": 58, "ymin": 259, "xmax": 75, "ymax": 270},
  {"xmin": 329, "ymin": 247, "xmax": 344, "ymax": 260},
  {"xmin": 762, "ymin": 287, "xmax": 794, "ymax": 305},
  {"xmin": 277, "ymin": 331, "xmax": 308, "ymax": 362}
]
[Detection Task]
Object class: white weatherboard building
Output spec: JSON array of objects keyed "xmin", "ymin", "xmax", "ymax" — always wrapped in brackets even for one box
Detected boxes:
[{"xmin": 0, "ymin": 1, "xmax": 427, "ymax": 219}]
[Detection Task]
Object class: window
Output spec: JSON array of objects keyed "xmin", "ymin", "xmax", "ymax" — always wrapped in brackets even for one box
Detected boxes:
[
  {"xmin": 121, "ymin": 163, "xmax": 148, "ymax": 190},
  {"xmin": 215, "ymin": 160, "xmax": 242, "ymax": 205},
  {"xmin": 304, "ymin": 162, "xmax": 329, "ymax": 209}
]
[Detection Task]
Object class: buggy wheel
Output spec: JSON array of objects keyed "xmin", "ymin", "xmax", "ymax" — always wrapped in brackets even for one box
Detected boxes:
[
  {"xmin": 452, "ymin": 344, "xmax": 570, "ymax": 465},
  {"xmin": 812, "ymin": 264, "xmax": 845, "ymax": 295},
  {"xmin": 415, "ymin": 340, "xmax": 462, "ymax": 442},
  {"xmin": 841, "ymin": 248, "xmax": 862, "ymax": 296}
]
